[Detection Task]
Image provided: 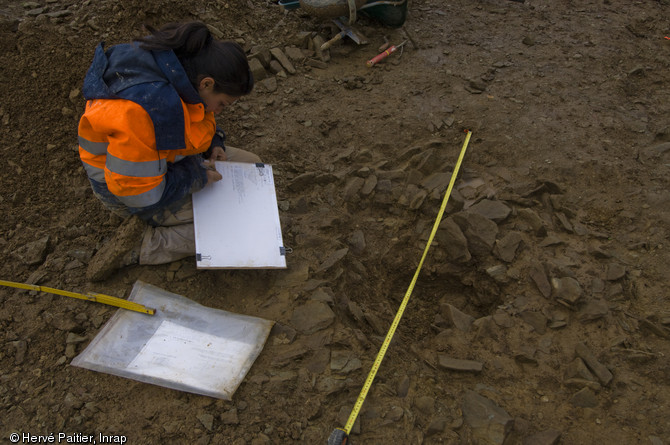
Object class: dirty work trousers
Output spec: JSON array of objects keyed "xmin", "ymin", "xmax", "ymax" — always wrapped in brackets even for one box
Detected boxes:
[{"xmin": 140, "ymin": 146, "xmax": 261, "ymax": 265}]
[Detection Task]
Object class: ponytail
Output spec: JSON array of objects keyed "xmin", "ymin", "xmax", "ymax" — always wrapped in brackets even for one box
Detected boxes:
[{"xmin": 136, "ymin": 22, "xmax": 253, "ymax": 97}]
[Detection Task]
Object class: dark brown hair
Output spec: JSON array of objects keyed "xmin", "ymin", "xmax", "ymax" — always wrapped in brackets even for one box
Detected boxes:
[{"xmin": 136, "ymin": 22, "xmax": 253, "ymax": 96}]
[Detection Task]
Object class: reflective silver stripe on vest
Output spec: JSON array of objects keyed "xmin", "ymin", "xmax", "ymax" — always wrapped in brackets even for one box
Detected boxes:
[
  {"xmin": 78, "ymin": 136, "xmax": 109, "ymax": 155},
  {"xmin": 174, "ymin": 155, "xmax": 185, "ymax": 162},
  {"xmin": 117, "ymin": 179, "xmax": 166, "ymax": 208},
  {"xmin": 82, "ymin": 162, "xmax": 105, "ymax": 182},
  {"xmin": 106, "ymin": 153, "xmax": 168, "ymax": 178}
]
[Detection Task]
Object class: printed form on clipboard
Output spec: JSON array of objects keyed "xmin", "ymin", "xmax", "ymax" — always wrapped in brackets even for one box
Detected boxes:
[{"xmin": 192, "ymin": 161, "xmax": 287, "ymax": 269}]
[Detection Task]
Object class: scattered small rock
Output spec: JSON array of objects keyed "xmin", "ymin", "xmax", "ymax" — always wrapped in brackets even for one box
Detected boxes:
[
  {"xmin": 196, "ymin": 413, "xmax": 214, "ymax": 431},
  {"xmin": 290, "ymin": 301, "xmax": 335, "ymax": 334},
  {"xmin": 575, "ymin": 342, "xmax": 613, "ymax": 386},
  {"xmin": 14, "ymin": 236, "xmax": 50, "ymax": 265},
  {"xmin": 468, "ymin": 199, "xmax": 512, "ymax": 223},
  {"xmin": 552, "ymin": 276, "xmax": 583, "ymax": 305},
  {"xmin": 438, "ymin": 355, "xmax": 483, "ymax": 373},
  {"xmin": 315, "ymin": 248, "xmax": 348, "ymax": 273},
  {"xmin": 441, "ymin": 303, "xmax": 475, "ymax": 332},
  {"xmin": 606, "ymin": 263, "xmax": 626, "ymax": 281},
  {"xmin": 494, "ymin": 231, "xmax": 523, "ymax": 262},
  {"xmin": 529, "ymin": 264, "xmax": 552, "ymax": 298},
  {"xmin": 570, "ymin": 387, "xmax": 598, "ymax": 408},
  {"xmin": 462, "ymin": 391, "xmax": 513, "ymax": 445}
]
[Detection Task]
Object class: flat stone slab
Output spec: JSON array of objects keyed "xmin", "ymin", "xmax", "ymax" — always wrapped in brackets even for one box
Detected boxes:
[{"xmin": 438, "ymin": 355, "xmax": 483, "ymax": 373}]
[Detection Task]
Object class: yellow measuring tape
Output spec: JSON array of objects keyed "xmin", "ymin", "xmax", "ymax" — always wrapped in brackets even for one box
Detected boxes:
[
  {"xmin": 331, "ymin": 131, "xmax": 472, "ymax": 442},
  {"xmin": 0, "ymin": 279, "xmax": 155, "ymax": 315}
]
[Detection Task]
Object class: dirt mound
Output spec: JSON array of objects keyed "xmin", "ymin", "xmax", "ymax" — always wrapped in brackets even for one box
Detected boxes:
[{"xmin": 1, "ymin": 0, "xmax": 670, "ymax": 443}]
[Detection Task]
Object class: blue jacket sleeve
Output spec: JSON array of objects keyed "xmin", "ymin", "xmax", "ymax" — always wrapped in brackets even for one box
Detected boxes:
[
  {"xmin": 204, "ymin": 126, "xmax": 226, "ymax": 159},
  {"xmin": 133, "ymin": 155, "xmax": 207, "ymax": 222}
]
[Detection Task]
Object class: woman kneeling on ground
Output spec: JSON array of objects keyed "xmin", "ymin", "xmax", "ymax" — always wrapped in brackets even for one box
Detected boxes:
[{"xmin": 78, "ymin": 21, "xmax": 260, "ymax": 281}]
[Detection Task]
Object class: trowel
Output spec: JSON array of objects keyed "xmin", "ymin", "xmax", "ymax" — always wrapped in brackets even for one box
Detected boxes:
[{"xmin": 320, "ymin": 17, "xmax": 369, "ymax": 51}]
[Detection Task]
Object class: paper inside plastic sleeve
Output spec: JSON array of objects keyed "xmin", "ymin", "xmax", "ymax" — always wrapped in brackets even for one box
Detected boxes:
[{"xmin": 72, "ymin": 281, "xmax": 274, "ymax": 400}]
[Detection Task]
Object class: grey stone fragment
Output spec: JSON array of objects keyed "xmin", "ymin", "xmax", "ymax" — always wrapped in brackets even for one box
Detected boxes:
[
  {"xmin": 248, "ymin": 57, "xmax": 267, "ymax": 81},
  {"xmin": 305, "ymin": 349, "xmax": 330, "ymax": 374},
  {"xmin": 565, "ymin": 358, "xmax": 596, "ymax": 381},
  {"xmin": 67, "ymin": 248, "xmax": 94, "ymax": 264},
  {"xmin": 462, "ymin": 391, "xmax": 513, "ymax": 445},
  {"xmin": 347, "ymin": 300, "xmax": 364, "ymax": 323},
  {"xmin": 539, "ymin": 234, "xmax": 563, "ymax": 247},
  {"xmin": 578, "ymin": 299, "xmax": 609, "ymax": 322},
  {"xmin": 196, "ymin": 413, "xmax": 214, "ymax": 431},
  {"xmin": 288, "ymin": 172, "xmax": 318, "ymax": 192},
  {"xmin": 220, "ymin": 408, "xmax": 239, "ymax": 425},
  {"xmin": 343, "ymin": 177, "xmax": 365, "ymax": 201},
  {"xmin": 14, "ymin": 235, "xmax": 49, "ymax": 265},
  {"xmin": 436, "ymin": 217, "xmax": 471, "ymax": 263},
  {"xmin": 290, "ymin": 301, "xmax": 335, "ymax": 334},
  {"xmin": 397, "ymin": 375, "xmax": 410, "ymax": 398},
  {"xmin": 570, "ymin": 387, "xmax": 598, "ymax": 408},
  {"xmin": 387, "ymin": 406, "xmax": 404, "ymax": 421},
  {"xmin": 271, "ymin": 343, "xmax": 308, "ymax": 367},
  {"xmin": 520, "ymin": 311, "xmax": 547, "ymax": 334},
  {"xmin": 289, "ymin": 31, "xmax": 313, "ymax": 48},
  {"xmin": 11, "ymin": 340, "xmax": 27, "ymax": 365},
  {"xmin": 260, "ymin": 77, "xmax": 277, "ymax": 93},
  {"xmin": 284, "ymin": 46, "xmax": 305, "ymax": 62},
  {"xmin": 640, "ymin": 318, "xmax": 670, "ymax": 339},
  {"xmin": 486, "ymin": 265, "xmax": 509, "ymax": 283},
  {"xmin": 494, "ymin": 231, "xmax": 523, "ymax": 262},
  {"xmin": 305, "ymin": 58, "xmax": 328, "ymax": 69},
  {"xmin": 606, "ymin": 263, "xmax": 626, "ymax": 281},
  {"xmin": 564, "ymin": 378, "xmax": 601, "ymax": 392},
  {"xmin": 575, "ymin": 342, "xmax": 613, "ymax": 386},
  {"xmin": 469, "ymin": 199, "xmax": 511, "ymax": 223},
  {"xmin": 638, "ymin": 141, "xmax": 670, "ymax": 164},
  {"xmin": 331, "ymin": 350, "xmax": 356, "ymax": 372},
  {"xmin": 364, "ymin": 312, "xmax": 387, "ymax": 336},
  {"xmin": 555, "ymin": 212, "xmax": 574, "ymax": 233},
  {"xmin": 311, "ymin": 287, "xmax": 334, "ymax": 305},
  {"xmin": 315, "ymin": 248, "xmax": 348, "ymax": 273},
  {"xmin": 270, "ymin": 47, "xmax": 296, "ymax": 74},
  {"xmin": 438, "ymin": 355, "xmax": 483, "ymax": 373},
  {"xmin": 45, "ymin": 10, "xmax": 72, "ymax": 18},
  {"xmin": 268, "ymin": 60, "xmax": 285, "ymax": 75},
  {"xmin": 26, "ymin": 7, "xmax": 44, "ymax": 16},
  {"xmin": 426, "ymin": 417, "xmax": 448, "ymax": 437},
  {"xmin": 413, "ymin": 396, "xmax": 435, "ymax": 415},
  {"xmin": 523, "ymin": 429, "xmax": 562, "ymax": 445},
  {"xmin": 517, "ymin": 208, "xmax": 547, "ymax": 236},
  {"xmin": 347, "ymin": 230, "xmax": 366, "ymax": 254},
  {"xmin": 441, "ymin": 303, "xmax": 475, "ymax": 332},
  {"xmin": 421, "ymin": 172, "xmax": 451, "ymax": 193},
  {"xmin": 552, "ymin": 277, "xmax": 582, "ymax": 305},
  {"xmin": 529, "ymin": 264, "xmax": 551, "ymax": 298},
  {"xmin": 65, "ymin": 333, "xmax": 87, "ymax": 344},
  {"xmin": 361, "ymin": 175, "xmax": 377, "ymax": 195},
  {"xmin": 452, "ymin": 212, "xmax": 498, "ymax": 258}
]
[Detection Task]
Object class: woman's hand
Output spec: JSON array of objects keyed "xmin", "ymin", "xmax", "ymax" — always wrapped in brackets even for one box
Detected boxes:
[
  {"xmin": 202, "ymin": 160, "xmax": 222, "ymax": 184},
  {"xmin": 209, "ymin": 146, "xmax": 227, "ymax": 161}
]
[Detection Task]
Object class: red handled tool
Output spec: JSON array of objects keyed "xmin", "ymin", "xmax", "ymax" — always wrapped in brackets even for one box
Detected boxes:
[{"xmin": 366, "ymin": 40, "xmax": 407, "ymax": 67}]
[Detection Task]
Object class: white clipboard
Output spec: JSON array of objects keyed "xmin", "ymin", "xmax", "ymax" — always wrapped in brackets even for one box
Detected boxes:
[{"xmin": 191, "ymin": 161, "xmax": 287, "ymax": 269}]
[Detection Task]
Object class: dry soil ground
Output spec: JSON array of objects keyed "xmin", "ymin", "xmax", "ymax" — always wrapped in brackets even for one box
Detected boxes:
[{"xmin": 1, "ymin": 0, "xmax": 670, "ymax": 444}]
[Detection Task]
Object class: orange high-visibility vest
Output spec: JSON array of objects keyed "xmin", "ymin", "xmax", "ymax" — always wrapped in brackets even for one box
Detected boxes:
[{"xmin": 78, "ymin": 98, "xmax": 216, "ymax": 209}]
